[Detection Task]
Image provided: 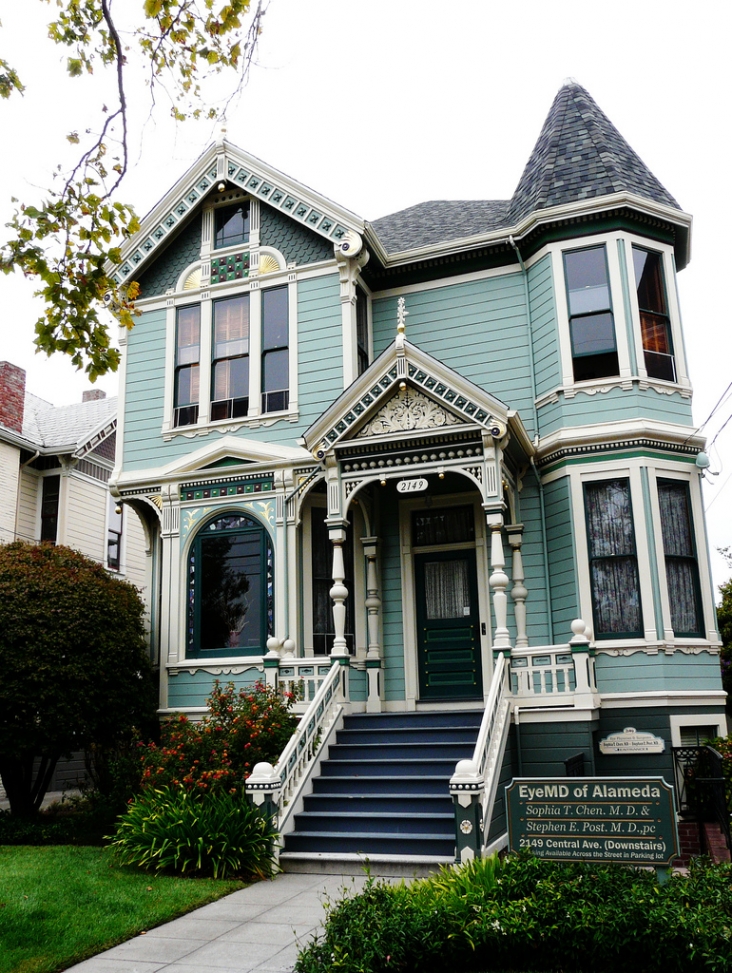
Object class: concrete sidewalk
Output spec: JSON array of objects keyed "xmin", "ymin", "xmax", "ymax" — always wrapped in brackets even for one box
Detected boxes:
[{"xmin": 64, "ymin": 870, "xmax": 373, "ymax": 973}]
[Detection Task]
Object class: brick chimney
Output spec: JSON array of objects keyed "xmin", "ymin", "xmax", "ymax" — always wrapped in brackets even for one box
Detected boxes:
[
  {"xmin": 0, "ymin": 362, "xmax": 26, "ymax": 433},
  {"xmin": 82, "ymin": 389, "xmax": 106, "ymax": 403}
]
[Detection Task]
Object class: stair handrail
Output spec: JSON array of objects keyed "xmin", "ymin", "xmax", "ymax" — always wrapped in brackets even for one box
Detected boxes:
[
  {"xmin": 450, "ymin": 652, "xmax": 512, "ymax": 861},
  {"xmin": 247, "ymin": 659, "xmax": 344, "ymax": 832}
]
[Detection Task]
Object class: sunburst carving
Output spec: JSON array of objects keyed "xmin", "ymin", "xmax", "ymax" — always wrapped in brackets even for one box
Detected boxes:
[
  {"xmin": 183, "ymin": 266, "xmax": 202, "ymax": 290},
  {"xmin": 361, "ymin": 387, "xmax": 463, "ymax": 437},
  {"xmin": 259, "ymin": 253, "xmax": 280, "ymax": 275}
]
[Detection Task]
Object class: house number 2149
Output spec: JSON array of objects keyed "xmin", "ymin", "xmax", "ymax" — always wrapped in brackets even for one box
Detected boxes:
[{"xmin": 396, "ymin": 478, "xmax": 428, "ymax": 494}]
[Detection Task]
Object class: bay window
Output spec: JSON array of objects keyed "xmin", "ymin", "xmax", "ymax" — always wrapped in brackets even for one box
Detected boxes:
[
  {"xmin": 632, "ymin": 247, "xmax": 675, "ymax": 382},
  {"xmin": 657, "ymin": 479, "xmax": 703, "ymax": 637},
  {"xmin": 584, "ymin": 478, "xmax": 643, "ymax": 638},
  {"xmin": 211, "ymin": 294, "xmax": 250, "ymax": 421},
  {"xmin": 564, "ymin": 246, "xmax": 619, "ymax": 382}
]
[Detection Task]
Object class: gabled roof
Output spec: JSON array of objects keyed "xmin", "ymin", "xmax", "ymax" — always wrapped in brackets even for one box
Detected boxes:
[
  {"xmin": 508, "ymin": 80, "xmax": 680, "ymax": 225},
  {"xmin": 20, "ymin": 393, "xmax": 117, "ymax": 457}
]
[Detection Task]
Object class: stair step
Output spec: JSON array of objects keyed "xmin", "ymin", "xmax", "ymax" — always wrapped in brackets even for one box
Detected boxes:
[
  {"xmin": 343, "ymin": 712, "xmax": 482, "ymax": 730},
  {"xmin": 303, "ymin": 794, "xmax": 451, "ymax": 814},
  {"xmin": 328, "ymin": 742, "xmax": 472, "ymax": 761},
  {"xmin": 312, "ymin": 775, "xmax": 449, "ymax": 796},
  {"xmin": 320, "ymin": 758, "xmax": 458, "ymax": 777},
  {"xmin": 284, "ymin": 831, "xmax": 455, "ymax": 857},
  {"xmin": 337, "ymin": 726, "xmax": 480, "ymax": 745},
  {"xmin": 292, "ymin": 811, "xmax": 454, "ymax": 836}
]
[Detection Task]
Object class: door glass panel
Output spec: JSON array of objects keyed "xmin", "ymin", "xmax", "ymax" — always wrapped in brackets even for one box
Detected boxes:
[
  {"xmin": 424, "ymin": 558, "xmax": 471, "ymax": 620},
  {"xmin": 412, "ymin": 506, "xmax": 474, "ymax": 546}
]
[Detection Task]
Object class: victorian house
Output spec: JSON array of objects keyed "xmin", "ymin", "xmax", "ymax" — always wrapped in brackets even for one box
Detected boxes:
[{"xmin": 110, "ymin": 82, "xmax": 726, "ymax": 864}]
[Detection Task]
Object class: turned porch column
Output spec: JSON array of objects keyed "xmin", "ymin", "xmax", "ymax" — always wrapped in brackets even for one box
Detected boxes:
[
  {"xmin": 363, "ymin": 536, "xmax": 383, "ymax": 713},
  {"xmin": 328, "ymin": 524, "xmax": 350, "ymax": 659},
  {"xmin": 487, "ymin": 514, "xmax": 511, "ymax": 651},
  {"xmin": 506, "ymin": 523, "xmax": 528, "ymax": 649}
]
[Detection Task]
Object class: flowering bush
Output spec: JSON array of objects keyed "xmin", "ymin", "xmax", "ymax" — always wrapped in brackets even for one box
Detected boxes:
[{"xmin": 138, "ymin": 680, "xmax": 298, "ymax": 795}]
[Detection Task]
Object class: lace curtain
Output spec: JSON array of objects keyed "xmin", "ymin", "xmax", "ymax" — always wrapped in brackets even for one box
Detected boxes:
[{"xmin": 658, "ymin": 480, "xmax": 701, "ymax": 636}]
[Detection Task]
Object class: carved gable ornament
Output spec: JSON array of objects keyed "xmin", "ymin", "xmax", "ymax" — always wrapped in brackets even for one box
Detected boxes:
[{"xmin": 360, "ymin": 386, "xmax": 463, "ymax": 438}]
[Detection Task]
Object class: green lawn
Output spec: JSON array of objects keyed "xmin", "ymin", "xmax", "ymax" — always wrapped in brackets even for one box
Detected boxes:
[{"xmin": 0, "ymin": 845, "xmax": 246, "ymax": 973}]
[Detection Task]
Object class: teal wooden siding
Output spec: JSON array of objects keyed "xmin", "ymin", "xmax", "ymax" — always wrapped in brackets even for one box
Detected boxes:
[
  {"xmin": 517, "ymin": 720, "xmax": 596, "ymax": 778},
  {"xmin": 372, "ymin": 274, "xmax": 534, "ymax": 427},
  {"xmin": 543, "ymin": 476, "xmax": 579, "ymax": 642},
  {"xmin": 122, "ymin": 307, "xmax": 168, "ymax": 469},
  {"xmin": 595, "ymin": 651, "xmax": 723, "ymax": 694},
  {"xmin": 487, "ymin": 725, "xmax": 517, "ymax": 843},
  {"xmin": 348, "ymin": 668, "xmax": 367, "ymax": 702},
  {"xmin": 528, "ymin": 254, "xmax": 561, "ymax": 401},
  {"xmin": 380, "ymin": 499, "xmax": 406, "ymax": 701},
  {"xmin": 122, "ymin": 274, "xmax": 343, "ymax": 470},
  {"xmin": 516, "ymin": 477, "xmax": 551, "ymax": 645},
  {"xmin": 538, "ymin": 384, "xmax": 694, "ymax": 438},
  {"xmin": 166, "ymin": 667, "xmax": 260, "ymax": 709}
]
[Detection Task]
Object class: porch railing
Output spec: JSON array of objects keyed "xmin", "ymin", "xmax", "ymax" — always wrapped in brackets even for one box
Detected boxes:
[
  {"xmin": 449, "ymin": 652, "xmax": 512, "ymax": 862},
  {"xmin": 246, "ymin": 660, "xmax": 345, "ymax": 843},
  {"xmin": 275, "ymin": 658, "xmax": 334, "ymax": 711}
]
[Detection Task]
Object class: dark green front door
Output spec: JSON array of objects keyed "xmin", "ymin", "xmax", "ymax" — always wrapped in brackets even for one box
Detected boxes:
[{"xmin": 415, "ymin": 549, "xmax": 483, "ymax": 700}]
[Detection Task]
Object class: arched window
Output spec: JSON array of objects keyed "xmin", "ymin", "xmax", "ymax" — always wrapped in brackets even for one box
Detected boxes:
[{"xmin": 187, "ymin": 513, "xmax": 273, "ymax": 657}]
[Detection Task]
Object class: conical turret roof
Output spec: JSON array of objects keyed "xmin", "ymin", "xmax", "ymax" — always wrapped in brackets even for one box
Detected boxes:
[{"xmin": 508, "ymin": 80, "xmax": 680, "ymax": 225}]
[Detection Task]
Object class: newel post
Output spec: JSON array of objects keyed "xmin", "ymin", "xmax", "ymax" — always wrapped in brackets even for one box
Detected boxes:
[
  {"xmin": 450, "ymin": 759, "xmax": 484, "ymax": 863},
  {"xmin": 569, "ymin": 618, "xmax": 596, "ymax": 708}
]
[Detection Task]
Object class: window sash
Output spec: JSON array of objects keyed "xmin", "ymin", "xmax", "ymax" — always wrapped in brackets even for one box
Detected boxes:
[
  {"xmin": 214, "ymin": 202, "xmax": 250, "ymax": 250},
  {"xmin": 584, "ymin": 479, "xmax": 643, "ymax": 638},
  {"xmin": 657, "ymin": 479, "xmax": 703, "ymax": 636},
  {"xmin": 564, "ymin": 246, "xmax": 618, "ymax": 381}
]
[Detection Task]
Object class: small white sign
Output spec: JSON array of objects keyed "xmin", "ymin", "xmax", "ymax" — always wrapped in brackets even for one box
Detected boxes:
[
  {"xmin": 599, "ymin": 727, "xmax": 665, "ymax": 755},
  {"xmin": 396, "ymin": 478, "xmax": 428, "ymax": 494}
]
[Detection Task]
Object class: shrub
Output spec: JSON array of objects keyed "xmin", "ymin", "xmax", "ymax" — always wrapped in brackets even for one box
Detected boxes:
[
  {"xmin": 138, "ymin": 680, "xmax": 298, "ymax": 795},
  {"xmin": 709, "ymin": 735, "xmax": 732, "ymax": 811},
  {"xmin": 109, "ymin": 785, "xmax": 277, "ymax": 879},
  {"xmin": 295, "ymin": 854, "xmax": 732, "ymax": 973}
]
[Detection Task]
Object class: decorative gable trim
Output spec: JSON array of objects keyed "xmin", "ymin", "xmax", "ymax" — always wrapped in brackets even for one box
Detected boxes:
[{"xmin": 112, "ymin": 141, "xmax": 365, "ymax": 286}]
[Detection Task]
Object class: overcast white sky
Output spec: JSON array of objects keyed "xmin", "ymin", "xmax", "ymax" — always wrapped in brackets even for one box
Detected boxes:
[{"xmin": 1, "ymin": 0, "xmax": 730, "ymax": 589}]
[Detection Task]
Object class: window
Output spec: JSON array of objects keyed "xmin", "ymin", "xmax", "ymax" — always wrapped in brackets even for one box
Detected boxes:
[
  {"xmin": 211, "ymin": 294, "xmax": 250, "ymax": 421},
  {"xmin": 584, "ymin": 479, "xmax": 643, "ymax": 638},
  {"xmin": 657, "ymin": 479, "xmax": 703, "ymax": 636},
  {"xmin": 107, "ymin": 495, "xmax": 123, "ymax": 571},
  {"xmin": 40, "ymin": 475, "xmax": 60, "ymax": 543},
  {"xmin": 356, "ymin": 287, "xmax": 369, "ymax": 376},
  {"xmin": 214, "ymin": 202, "xmax": 250, "ymax": 249},
  {"xmin": 187, "ymin": 513, "xmax": 273, "ymax": 657},
  {"xmin": 564, "ymin": 246, "xmax": 619, "ymax": 382},
  {"xmin": 632, "ymin": 247, "xmax": 675, "ymax": 382},
  {"xmin": 174, "ymin": 305, "xmax": 200, "ymax": 427},
  {"xmin": 261, "ymin": 286, "xmax": 289, "ymax": 413}
]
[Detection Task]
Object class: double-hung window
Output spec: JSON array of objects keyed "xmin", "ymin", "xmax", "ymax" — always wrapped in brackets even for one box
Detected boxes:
[
  {"xmin": 107, "ymin": 495, "xmax": 123, "ymax": 572},
  {"xmin": 40, "ymin": 474, "xmax": 60, "ymax": 543},
  {"xmin": 657, "ymin": 479, "xmax": 703, "ymax": 636},
  {"xmin": 211, "ymin": 294, "xmax": 250, "ymax": 421},
  {"xmin": 632, "ymin": 247, "xmax": 675, "ymax": 382},
  {"xmin": 261, "ymin": 286, "xmax": 289, "ymax": 413},
  {"xmin": 564, "ymin": 246, "xmax": 619, "ymax": 382},
  {"xmin": 214, "ymin": 202, "xmax": 250, "ymax": 250},
  {"xmin": 584, "ymin": 478, "xmax": 643, "ymax": 638},
  {"xmin": 174, "ymin": 305, "xmax": 200, "ymax": 427}
]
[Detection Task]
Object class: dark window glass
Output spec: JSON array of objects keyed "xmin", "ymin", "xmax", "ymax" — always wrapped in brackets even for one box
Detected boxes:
[
  {"xmin": 107, "ymin": 495, "xmax": 123, "ymax": 571},
  {"xmin": 40, "ymin": 475, "xmax": 60, "ymax": 543},
  {"xmin": 261, "ymin": 286, "xmax": 289, "ymax": 413},
  {"xmin": 657, "ymin": 480, "xmax": 703, "ymax": 636},
  {"xmin": 214, "ymin": 202, "xmax": 250, "ymax": 249},
  {"xmin": 187, "ymin": 514, "xmax": 272, "ymax": 656},
  {"xmin": 211, "ymin": 294, "xmax": 250, "ymax": 420},
  {"xmin": 174, "ymin": 305, "xmax": 200, "ymax": 427},
  {"xmin": 356, "ymin": 287, "xmax": 369, "ymax": 375},
  {"xmin": 311, "ymin": 507, "xmax": 354, "ymax": 654},
  {"xmin": 412, "ymin": 506, "xmax": 475, "ymax": 547},
  {"xmin": 584, "ymin": 479, "xmax": 643, "ymax": 638},
  {"xmin": 564, "ymin": 247, "xmax": 619, "ymax": 382},
  {"xmin": 633, "ymin": 247, "xmax": 676, "ymax": 382}
]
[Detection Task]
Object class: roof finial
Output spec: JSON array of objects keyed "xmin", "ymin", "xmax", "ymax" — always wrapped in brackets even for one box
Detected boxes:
[{"xmin": 396, "ymin": 296, "xmax": 408, "ymax": 336}]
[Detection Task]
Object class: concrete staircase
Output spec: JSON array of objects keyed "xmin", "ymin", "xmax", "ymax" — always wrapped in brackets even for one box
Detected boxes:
[{"xmin": 280, "ymin": 710, "xmax": 482, "ymax": 869}]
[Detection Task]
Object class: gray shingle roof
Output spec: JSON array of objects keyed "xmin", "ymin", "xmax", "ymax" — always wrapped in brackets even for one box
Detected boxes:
[
  {"xmin": 369, "ymin": 82, "xmax": 679, "ymax": 256},
  {"xmin": 370, "ymin": 200, "xmax": 510, "ymax": 255},
  {"xmin": 22, "ymin": 394, "xmax": 117, "ymax": 452},
  {"xmin": 508, "ymin": 80, "xmax": 680, "ymax": 224}
]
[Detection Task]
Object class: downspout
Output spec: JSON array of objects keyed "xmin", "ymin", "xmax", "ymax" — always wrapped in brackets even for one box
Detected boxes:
[
  {"xmin": 509, "ymin": 236, "xmax": 554, "ymax": 645},
  {"xmin": 14, "ymin": 450, "xmax": 40, "ymax": 540}
]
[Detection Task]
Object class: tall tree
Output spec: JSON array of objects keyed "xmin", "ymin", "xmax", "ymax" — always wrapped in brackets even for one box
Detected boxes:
[
  {"xmin": 0, "ymin": 0, "xmax": 265, "ymax": 380},
  {"xmin": 717, "ymin": 547, "xmax": 732, "ymax": 714}
]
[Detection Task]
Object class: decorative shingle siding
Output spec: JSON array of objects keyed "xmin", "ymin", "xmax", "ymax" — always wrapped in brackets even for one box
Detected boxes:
[
  {"xmin": 543, "ymin": 475, "xmax": 579, "ymax": 642},
  {"xmin": 260, "ymin": 203, "xmax": 333, "ymax": 266},
  {"xmin": 136, "ymin": 215, "xmax": 203, "ymax": 298}
]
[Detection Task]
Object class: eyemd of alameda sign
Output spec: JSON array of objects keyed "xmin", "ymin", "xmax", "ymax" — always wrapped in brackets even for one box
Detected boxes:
[{"xmin": 506, "ymin": 777, "xmax": 679, "ymax": 866}]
